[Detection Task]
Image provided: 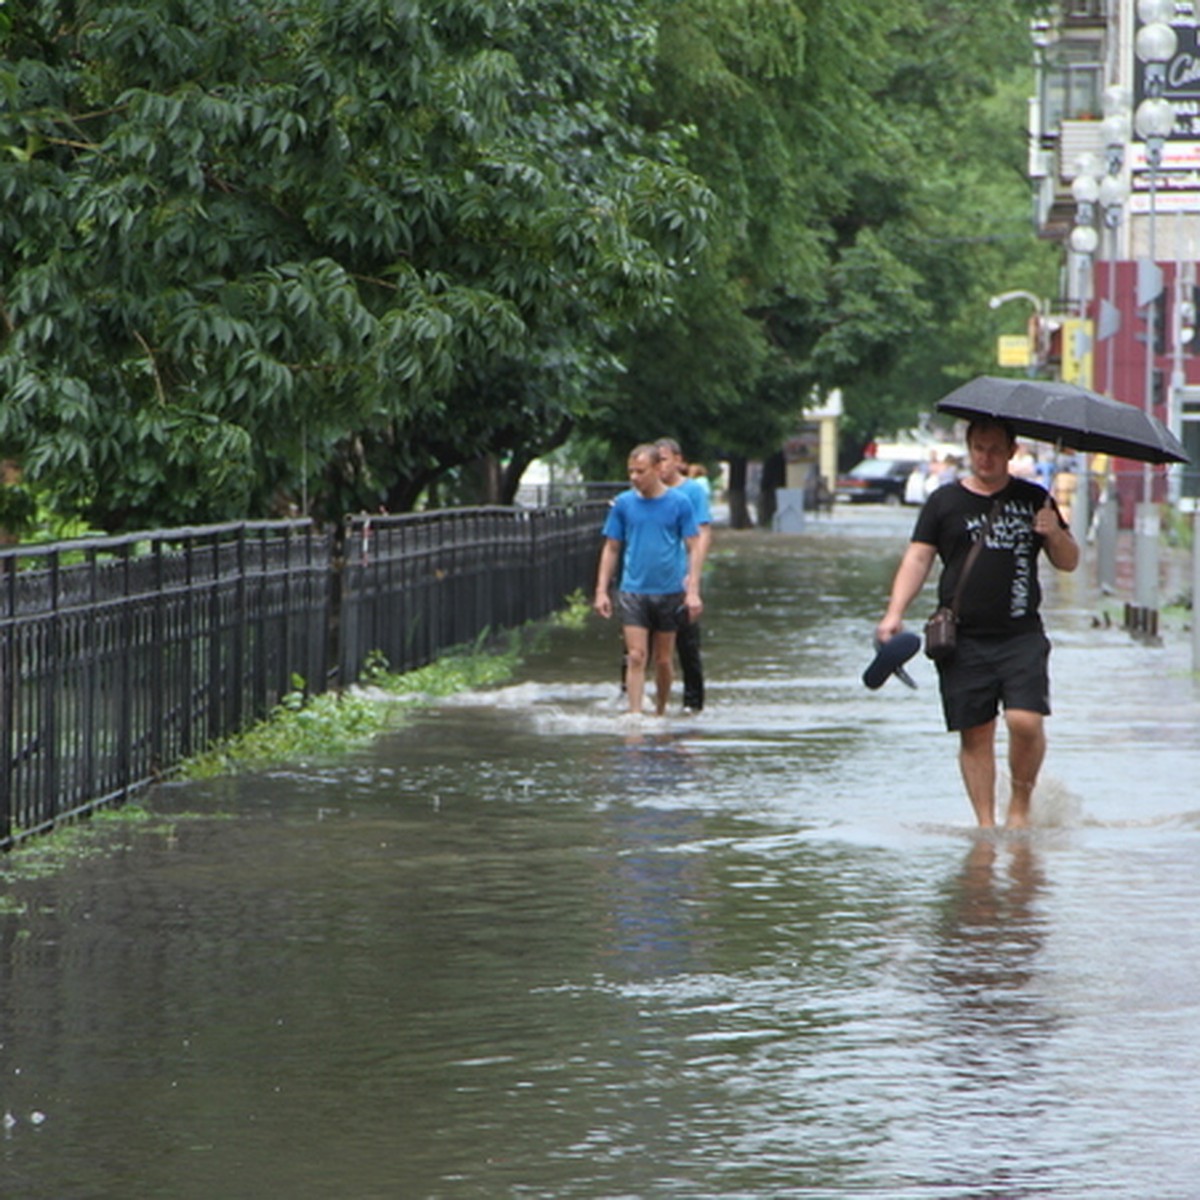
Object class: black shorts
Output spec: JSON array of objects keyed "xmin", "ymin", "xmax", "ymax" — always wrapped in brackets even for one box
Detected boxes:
[
  {"xmin": 937, "ymin": 630, "xmax": 1051, "ymax": 732},
  {"xmin": 617, "ymin": 592, "xmax": 685, "ymax": 633}
]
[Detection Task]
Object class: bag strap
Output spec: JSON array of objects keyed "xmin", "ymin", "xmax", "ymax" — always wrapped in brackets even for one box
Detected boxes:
[{"xmin": 949, "ymin": 497, "xmax": 1002, "ymax": 617}]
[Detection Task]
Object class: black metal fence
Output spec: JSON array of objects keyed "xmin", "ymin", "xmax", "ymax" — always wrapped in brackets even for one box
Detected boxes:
[
  {"xmin": 338, "ymin": 505, "xmax": 605, "ymax": 680},
  {"xmin": 1, "ymin": 503, "xmax": 606, "ymax": 849}
]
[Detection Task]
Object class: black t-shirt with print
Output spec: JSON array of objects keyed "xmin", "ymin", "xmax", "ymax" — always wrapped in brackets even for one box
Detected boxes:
[{"xmin": 911, "ymin": 478, "xmax": 1063, "ymax": 638}]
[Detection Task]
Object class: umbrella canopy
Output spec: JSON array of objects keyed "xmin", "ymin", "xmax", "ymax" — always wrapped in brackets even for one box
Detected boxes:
[{"xmin": 934, "ymin": 376, "xmax": 1190, "ymax": 465}]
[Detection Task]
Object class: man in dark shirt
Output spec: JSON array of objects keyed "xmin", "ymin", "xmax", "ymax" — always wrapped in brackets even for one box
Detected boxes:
[
  {"xmin": 655, "ymin": 438, "xmax": 712, "ymax": 712},
  {"xmin": 876, "ymin": 418, "xmax": 1079, "ymax": 829}
]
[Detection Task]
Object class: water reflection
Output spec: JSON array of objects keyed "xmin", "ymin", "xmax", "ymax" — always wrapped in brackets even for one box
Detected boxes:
[
  {"xmin": 598, "ymin": 729, "xmax": 716, "ymax": 979},
  {"xmin": 933, "ymin": 834, "xmax": 1052, "ymax": 1046}
]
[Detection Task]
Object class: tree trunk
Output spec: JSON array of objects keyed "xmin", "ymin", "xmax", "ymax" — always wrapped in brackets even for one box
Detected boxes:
[
  {"xmin": 726, "ymin": 456, "xmax": 752, "ymax": 529},
  {"xmin": 478, "ymin": 454, "xmax": 504, "ymax": 505},
  {"xmin": 757, "ymin": 450, "xmax": 786, "ymax": 528},
  {"xmin": 499, "ymin": 457, "xmax": 526, "ymax": 505}
]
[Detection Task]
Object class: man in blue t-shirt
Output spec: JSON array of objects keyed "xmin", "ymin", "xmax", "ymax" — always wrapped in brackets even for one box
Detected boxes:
[{"xmin": 594, "ymin": 444, "xmax": 702, "ymax": 715}]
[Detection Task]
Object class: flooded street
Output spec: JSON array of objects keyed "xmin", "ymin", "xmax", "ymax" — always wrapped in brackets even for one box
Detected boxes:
[{"xmin": 3, "ymin": 507, "xmax": 1200, "ymax": 1198}]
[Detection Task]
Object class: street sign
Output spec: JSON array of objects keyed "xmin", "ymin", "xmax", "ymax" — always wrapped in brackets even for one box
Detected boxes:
[
  {"xmin": 997, "ymin": 335, "xmax": 1032, "ymax": 368},
  {"xmin": 1060, "ymin": 317, "xmax": 1094, "ymax": 389}
]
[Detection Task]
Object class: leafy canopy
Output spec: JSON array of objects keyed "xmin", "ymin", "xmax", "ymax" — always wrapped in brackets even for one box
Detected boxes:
[
  {"xmin": 575, "ymin": 0, "xmax": 1057, "ymax": 475},
  {"xmin": 0, "ymin": 0, "xmax": 712, "ymax": 528},
  {"xmin": 0, "ymin": 0, "xmax": 1057, "ymax": 527}
]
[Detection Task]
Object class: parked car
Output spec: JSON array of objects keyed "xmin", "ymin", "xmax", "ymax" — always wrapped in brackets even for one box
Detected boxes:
[{"xmin": 835, "ymin": 458, "xmax": 920, "ymax": 505}]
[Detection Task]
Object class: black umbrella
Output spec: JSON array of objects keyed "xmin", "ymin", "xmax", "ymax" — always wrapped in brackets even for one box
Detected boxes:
[{"xmin": 934, "ymin": 376, "xmax": 1190, "ymax": 465}]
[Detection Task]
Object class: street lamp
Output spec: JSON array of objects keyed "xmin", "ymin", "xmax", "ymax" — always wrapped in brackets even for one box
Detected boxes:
[
  {"xmin": 1135, "ymin": 97, "xmax": 1176, "ymax": 155},
  {"xmin": 1095, "ymin": 167, "xmax": 1132, "ymax": 594},
  {"xmin": 1068, "ymin": 158, "xmax": 1103, "ymax": 546},
  {"xmin": 1071, "ymin": 172, "xmax": 1099, "ymax": 228},
  {"xmin": 1102, "ymin": 82, "xmax": 1132, "ymax": 159},
  {"xmin": 1094, "ymin": 89, "xmax": 1132, "ymax": 596},
  {"xmin": 987, "ymin": 290, "xmax": 1043, "ymax": 311},
  {"xmin": 988, "ymin": 290, "xmax": 1047, "ymax": 375},
  {"xmin": 1099, "ymin": 99, "xmax": 1130, "ymax": 399},
  {"xmin": 1136, "ymin": 28, "xmax": 1177, "ymax": 97},
  {"xmin": 1069, "ymin": 173, "xmax": 1098, "ymax": 338},
  {"xmin": 1068, "ymin": 225, "xmax": 1099, "ymax": 255},
  {"xmin": 1132, "ymin": 1, "xmax": 1178, "ymax": 612},
  {"xmin": 1098, "ymin": 173, "xmax": 1129, "ymax": 385}
]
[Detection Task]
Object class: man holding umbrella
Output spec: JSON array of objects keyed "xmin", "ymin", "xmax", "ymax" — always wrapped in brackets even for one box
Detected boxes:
[{"xmin": 876, "ymin": 417, "xmax": 1079, "ymax": 829}]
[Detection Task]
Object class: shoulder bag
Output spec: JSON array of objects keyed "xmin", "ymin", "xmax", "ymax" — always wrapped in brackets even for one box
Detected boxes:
[{"xmin": 923, "ymin": 498, "xmax": 1002, "ymax": 663}]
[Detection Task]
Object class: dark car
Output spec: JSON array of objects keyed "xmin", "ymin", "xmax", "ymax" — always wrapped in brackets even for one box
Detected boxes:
[{"xmin": 835, "ymin": 458, "xmax": 921, "ymax": 505}]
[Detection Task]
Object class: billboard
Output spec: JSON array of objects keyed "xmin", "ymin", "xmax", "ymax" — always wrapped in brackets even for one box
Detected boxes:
[{"xmin": 1132, "ymin": 6, "xmax": 1200, "ymax": 211}]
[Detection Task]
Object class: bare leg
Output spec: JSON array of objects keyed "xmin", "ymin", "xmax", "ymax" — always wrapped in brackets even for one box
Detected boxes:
[
  {"xmin": 623, "ymin": 626, "xmax": 650, "ymax": 714},
  {"xmin": 1004, "ymin": 708, "xmax": 1046, "ymax": 829},
  {"xmin": 959, "ymin": 720, "xmax": 998, "ymax": 828},
  {"xmin": 652, "ymin": 632, "xmax": 677, "ymax": 716}
]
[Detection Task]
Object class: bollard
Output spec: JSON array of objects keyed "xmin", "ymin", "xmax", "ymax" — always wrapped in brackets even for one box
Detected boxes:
[
  {"xmin": 1070, "ymin": 454, "xmax": 1090, "ymax": 550},
  {"xmin": 1134, "ymin": 501, "xmax": 1160, "ymax": 611},
  {"xmin": 1194, "ymin": 508, "xmax": 1200, "ymax": 673},
  {"xmin": 1125, "ymin": 602, "xmax": 1160, "ymax": 639},
  {"xmin": 1097, "ymin": 487, "xmax": 1118, "ymax": 593}
]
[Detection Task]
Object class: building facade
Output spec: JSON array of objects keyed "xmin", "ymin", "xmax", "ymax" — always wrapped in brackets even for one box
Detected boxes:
[{"xmin": 1030, "ymin": 0, "xmax": 1200, "ymax": 511}]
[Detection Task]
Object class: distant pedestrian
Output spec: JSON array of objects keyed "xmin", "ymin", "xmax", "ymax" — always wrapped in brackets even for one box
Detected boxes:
[
  {"xmin": 687, "ymin": 461, "xmax": 713, "ymax": 500},
  {"xmin": 656, "ymin": 437, "xmax": 712, "ymax": 713},
  {"xmin": 594, "ymin": 444, "xmax": 703, "ymax": 716}
]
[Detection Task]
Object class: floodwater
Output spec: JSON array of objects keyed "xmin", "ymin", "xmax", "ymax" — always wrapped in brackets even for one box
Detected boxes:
[{"xmin": 3, "ymin": 507, "xmax": 1200, "ymax": 1199}]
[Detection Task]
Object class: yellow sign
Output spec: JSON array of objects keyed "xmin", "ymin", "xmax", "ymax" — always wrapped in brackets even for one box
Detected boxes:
[
  {"xmin": 997, "ymin": 335, "xmax": 1032, "ymax": 368},
  {"xmin": 1060, "ymin": 317, "xmax": 1094, "ymax": 389}
]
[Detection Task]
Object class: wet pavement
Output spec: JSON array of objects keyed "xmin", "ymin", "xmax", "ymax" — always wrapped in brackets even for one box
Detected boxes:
[{"xmin": 1, "ymin": 503, "xmax": 1198, "ymax": 1199}]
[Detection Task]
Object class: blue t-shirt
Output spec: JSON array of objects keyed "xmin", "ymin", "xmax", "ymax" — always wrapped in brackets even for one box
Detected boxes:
[
  {"xmin": 602, "ymin": 487, "xmax": 698, "ymax": 594},
  {"xmin": 668, "ymin": 477, "xmax": 711, "ymax": 588},
  {"xmin": 675, "ymin": 476, "xmax": 712, "ymax": 526}
]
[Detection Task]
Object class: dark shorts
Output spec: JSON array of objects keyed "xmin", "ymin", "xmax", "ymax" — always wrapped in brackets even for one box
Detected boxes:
[
  {"xmin": 937, "ymin": 630, "xmax": 1051, "ymax": 732},
  {"xmin": 617, "ymin": 591, "xmax": 685, "ymax": 633}
]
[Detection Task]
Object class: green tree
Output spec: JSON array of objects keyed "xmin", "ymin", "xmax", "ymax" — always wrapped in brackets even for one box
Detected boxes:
[
  {"xmin": 0, "ymin": 0, "xmax": 712, "ymax": 529},
  {"xmin": 574, "ymin": 0, "xmax": 1055, "ymax": 520}
]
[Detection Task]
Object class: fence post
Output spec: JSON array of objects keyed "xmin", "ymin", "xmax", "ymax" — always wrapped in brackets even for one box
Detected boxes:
[
  {"xmin": 0, "ymin": 558, "xmax": 14, "ymax": 845},
  {"xmin": 332, "ymin": 516, "xmax": 352, "ymax": 688},
  {"xmin": 207, "ymin": 531, "xmax": 223, "ymax": 745},
  {"xmin": 151, "ymin": 541, "xmax": 165, "ymax": 774},
  {"xmin": 233, "ymin": 527, "xmax": 247, "ymax": 730},
  {"xmin": 117, "ymin": 545, "xmax": 133, "ymax": 805}
]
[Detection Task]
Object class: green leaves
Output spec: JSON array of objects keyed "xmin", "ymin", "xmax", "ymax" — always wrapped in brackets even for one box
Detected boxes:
[
  {"xmin": 1, "ymin": 0, "xmax": 711, "ymax": 527},
  {"xmin": 578, "ymin": 0, "xmax": 1056, "ymax": 472},
  {"xmin": 2, "ymin": 0, "xmax": 1049, "ymax": 518}
]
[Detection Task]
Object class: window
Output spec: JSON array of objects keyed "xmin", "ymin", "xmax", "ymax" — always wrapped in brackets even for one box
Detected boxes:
[{"xmin": 1040, "ymin": 48, "xmax": 1103, "ymax": 126}]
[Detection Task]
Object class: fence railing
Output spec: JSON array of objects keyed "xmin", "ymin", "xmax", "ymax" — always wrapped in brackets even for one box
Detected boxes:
[{"xmin": 1, "ymin": 503, "xmax": 607, "ymax": 848}]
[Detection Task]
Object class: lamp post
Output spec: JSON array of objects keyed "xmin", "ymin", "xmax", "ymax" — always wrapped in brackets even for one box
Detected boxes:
[
  {"xmin": 1132, "ymin": 0, "xmax": 1177, "ymax": 613},
  {"xmin": 1069, "ymin": 157, "xmax": 1100, "ymax": 327},
  {"xmin": 1099, "ymin": 93, "xmax": 1131, "ymax": 398},
  {"xmin": 988, "ymin": 290, "xmax": 1043, "ymax": 311},
  {"xmin": 988, "ymin": 289, "xmax": 1048, "ymax": 376},
  {"xmin": 1095, "ymin": 92, "xmax": 1130, "ymax": 593},
  {"xmin": 1068, "ymin": 158, "xmax": 1103, "ymax": 547},
  {"xmin": 1096, "ymin": 175, "xmax": 1128, "ymax": 593}
]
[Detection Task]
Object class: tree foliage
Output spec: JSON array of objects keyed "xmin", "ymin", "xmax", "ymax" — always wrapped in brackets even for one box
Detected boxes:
[
  {"xmin": 0, "ymin": 0, "xmax": 711, "ymax": 528},
  {"xmin": 1, "ymin": 0, "xmax": 1057, "ymax": 531},
  {"xmin": 576, "ymin": 0, "xmax": 1057, "ymax": 476}
]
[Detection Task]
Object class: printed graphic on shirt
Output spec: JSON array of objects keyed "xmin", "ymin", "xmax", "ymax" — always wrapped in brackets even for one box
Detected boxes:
[{"xmin": 975, "ymin": 498, "xmax": 1039, "ymax": 620}]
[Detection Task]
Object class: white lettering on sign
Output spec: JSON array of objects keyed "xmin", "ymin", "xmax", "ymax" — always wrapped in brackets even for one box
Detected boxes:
[{"xmin": 1169, "ymin": 54, "xmax": 1200, "ymax": 89}]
